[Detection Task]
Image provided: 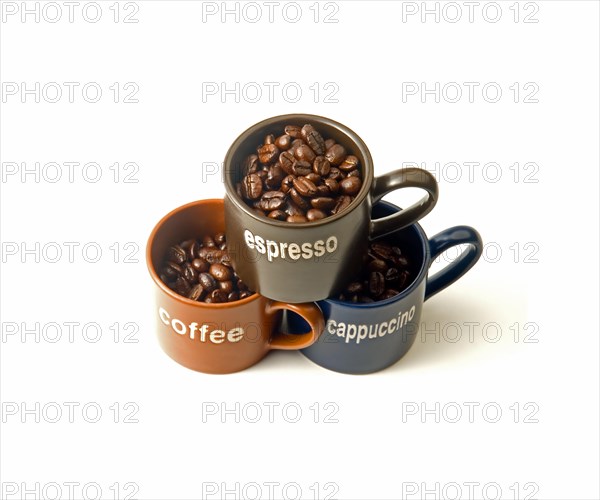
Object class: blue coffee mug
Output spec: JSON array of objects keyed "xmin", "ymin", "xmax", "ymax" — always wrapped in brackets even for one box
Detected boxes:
[{"xmin": 288, "ymin": 201, "xmax": 483, "ymax": 374}]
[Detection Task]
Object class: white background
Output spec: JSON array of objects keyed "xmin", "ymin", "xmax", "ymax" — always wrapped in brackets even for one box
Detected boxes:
[{"xmin": 1, "ymin": 1, "xmax": 599, "ymax": 499}]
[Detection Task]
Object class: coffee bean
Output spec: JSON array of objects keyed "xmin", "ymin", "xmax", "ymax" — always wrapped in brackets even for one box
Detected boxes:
[
  {"xmin": 370, "ymin": 242, "xmax": 395, "ymax": 262},
  {"xmin": 339, "ymin": 155, "xmax": 359, "ymax": 172},
  {"xmin": 256, "ymin": 169, "xmax": 268, "ymax": 181},
  {"xmin": 162, "ymin": 232, "xmax": 255, "ymax": 303},
  {"xmin": 220, "ymin": 253, "xmax": 232, "ymax": 267},
  {"xmin": 265, "ymin": 164, "xmax": 285, "ymax": 189},
  {"xmin": 209, "ymin": 263, "xmax": 232, "ymax": 282},
  {"xmin": 313, "ymin": 156, "xmax": 331, "ymax": 176},
  {"xmin": 289, "ymin": 188, "xmax": 311, "ymax": 210},
  {"xmin": 163, "ymin": 261, "xmax": 182, "ymax": 279},
  {"xmin": 385, "ymin": 267, "xmax": 399, "ymax": 284},
  {"xmin": 275, "ymin": 134, "xmax": 292, "ymax": 150},
  {"xmin": 331, "ymin": 195, "xmax": 352, "ymax": 214},
  {"xmin": 258, "ymin": 143, "xmax": 279, "ymax": 164},
  {"xmin": 175, "ymin": 276, "xmax": 192, "ymax": 296},
  {"xmin": 188, "ymin": 284, "xmax": 204, "ymax": 301},
  {"xmin": 306, "ymin": 209, "xmax": 326, "ymax": 221},
  {"xmin": 310, "ymin": 197, "xmax": 336, "ymax": 211},
  {"xmin": 183, "ymin": 263, "xmax": 197, "ymax": 283},
  {"xmin": 346, "ymin": 281, "xmax": 364, "ymax": 294},
  {"xmin": 259, "ymin": 191, "xmax": 287, "ymax": 211},
  {"xmin": 394, "ymin": 255, "xmax": 409, "ymax": 267},
  {"xmin": 209, "ymin": 289, "xmax": 228, "ymax": 303},
  {"xmin": 281, "ymin": 174, "xmax": 295, "ymax": 193},
  {"xmin": 369, "ymin": 272, "xmax": 385, "ymax": 297},
  {"xmin": 316, "ymin": 184, "xmax": 331, "ymax": 197},
  {"xmin": 287, "ymin": 214, "xmax": 308, "ymax": 223},
  {"xmin": 215, "ymin": 232, "xmax": 226, "ymax": 245},
  {"xmin": 168, "ymin": 245, "xmax": 186, "ymax": 265},
  {"xmin": 340, "ymin": 176, "xmax": 362, "ymax": 196},
  {"xmin": 324, "ymin": 178, "xmax": 339, "ymax": 194},
  {"xmin": 292, "ymin": 160, "xmax": 312, "ymax": 177},
  {"xmin": 203, "ymin": 235, "xmax": 216, "ymax": 248},
  {"xmin": 294, "ymin": 144, "xmax": 316, "ymax": 163},
  {"xmin": 268, "ymin": 209, "xmax": 287, "ymax": 220},
  {"xmin": 328, "ymin": 167, "xmax": 343, "ymax": 180},
  {"xmin": 239, "ymin": 290, "xmax": 252, "ymax": 299},
  {"xmin": 191, "ymin": 258, "xmax": 209, "ymax": 272},
  {"xmin": 219, "ymin": 280, "xmax": 234, "ymax": 294},
  {"xmin": 302, "ymin": 124, "xmax": 325, "ymax": 155},
  {"xmin": 284, "ymin": 200, "xmax": 305, "ymax": 217},
  {"xmin": 368, "ymin": 259, "xmax": 388, "ymax": 273},
  {"xmin": 290, "ymin": 138, "xmax": 306, "ymax": 153},
  {"xmin": 304, "ymin": 172, "xmax": 321, "ymax": 184},
  {"xmin": 204, "ymin": 248, "xmax": 226, "ymax": 265},
  {"xmin": 325, "ymin": 144, "xmax": 346, "ymax": 166},
  {"xmin": 293, "ymin": 176, "xmax": 318, "ymax": 197},
  {"xmin": 198, "ymin": 272, "xmax": 217, "ymax": 292},
  {"xmin": 186, "ymin": 241, "xmax": 199, "ymax": 261},
  {"xmin": 242, "ymin": 173, "xmax": 263, "ymax": 200},
  {"xmin": 279, "ymin": 151, "xmax": 296, "ymax": 175},
  {"xmin": 337, "ymin": 237, "xmax": 413, "ymax": 303},
  {"xmin": 284, "ymin": 125, "xmax": 302, "ymax": 138},
  {"xmin": 240, "ymin": 123, "xmax": 362, "ymax": 221},
  {"xmin": 398, "ymin": 270, "xmax": 411, "ymax": 289},
  {"xmin": 243, "ymin": 154, "xmax": 259, "ymax": 175}
]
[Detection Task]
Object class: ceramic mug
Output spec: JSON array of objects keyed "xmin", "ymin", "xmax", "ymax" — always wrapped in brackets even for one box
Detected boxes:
[
  {"xmin": 223, "ymin": 113, "xmax": 439, "ymax": 303},
  {"xmin": 288, "ymin": 201, "xmax": 483, "ymax": 374},
  {"xmin": 146, "ymin": 199, "xmax": 325, "ymax": 374}
]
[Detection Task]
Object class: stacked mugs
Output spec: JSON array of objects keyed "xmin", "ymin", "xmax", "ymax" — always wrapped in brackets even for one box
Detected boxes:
[{"xmin": 146, "ymin": 114, "xmax": 484, "ymax": 374}]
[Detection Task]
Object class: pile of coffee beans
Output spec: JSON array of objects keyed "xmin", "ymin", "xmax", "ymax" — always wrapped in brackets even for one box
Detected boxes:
[
  {"xmin": 160, "ymin": 232, "xmax": 254, "ymax": 303},
  {"xmin": 237, "ymin": 123, "xmax": 363, "ymax": 222},
  {"xmin": 338, "ymin": 240, "xmax": 413, "ymax": 303}
]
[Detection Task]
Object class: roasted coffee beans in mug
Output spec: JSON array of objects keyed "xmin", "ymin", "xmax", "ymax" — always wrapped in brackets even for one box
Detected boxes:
[
  {"xmin": 338, "ymin": 240, "xmax": 413, "ymax": 303},
  {"xmin": 160, "ymin": 233, "xmax": 254, "ymax": 303},
  {"xmin": 237, "ymin": 123, "xmax": 362, "ymax": 222}
]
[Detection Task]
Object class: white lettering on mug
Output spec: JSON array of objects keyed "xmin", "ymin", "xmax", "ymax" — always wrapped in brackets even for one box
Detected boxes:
[
  {"xmin": 158, "ymin": 307, "xmax": 244, "ymax": 343},
  {"xmin": 327, "ymin": 305, "xmax": 417, "ymax": 344},
  {"xmin": 244, "ymin": 229, "xmax": 337, "ymax": 262}
]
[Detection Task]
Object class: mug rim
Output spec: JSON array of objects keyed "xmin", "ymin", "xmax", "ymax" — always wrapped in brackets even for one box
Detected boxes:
[
  {"xmin": 322, "ymin": 201, "xmax": 430, "ymax": 308},
  {"xmin": 223, "ymin": 113, "xmax": 375, "ymax": 228},
  {"xmin": 146, "ymin": 198, "xmax": 262, "ymax": 309}
]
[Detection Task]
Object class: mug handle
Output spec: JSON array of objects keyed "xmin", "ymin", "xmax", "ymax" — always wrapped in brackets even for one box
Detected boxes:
[
  {"xmin": 425, "ymin": 226, "xmax": 483, "ymax": 301},
  {"xmin": 266, "ymin": 302, "xmax": 325, "ymax": 350},
  {"xmin": 370, "ymin": 167, "xmax": 439, "ymax": 239}
]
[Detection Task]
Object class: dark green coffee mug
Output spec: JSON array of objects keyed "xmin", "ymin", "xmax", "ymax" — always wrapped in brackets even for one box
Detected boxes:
[{"xmin": 223, "ymin": 114, "xmax": 439, "ymax": 303}]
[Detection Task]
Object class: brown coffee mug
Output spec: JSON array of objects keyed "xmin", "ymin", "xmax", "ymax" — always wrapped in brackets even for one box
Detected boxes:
[
  {"xmin": 146, "ymin": 199, "xmax": 325, "ymax": 374},
  {"xmin": 223, "ymin": 114, "xmax": 439, "ymax": 303}
]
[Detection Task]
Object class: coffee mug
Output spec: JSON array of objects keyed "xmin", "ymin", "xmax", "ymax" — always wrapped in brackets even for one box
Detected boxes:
[
  {"xmin": 223, "ymin": 113, "xmax": 439, "ymax": 303},
  {"xmin": 146, "ymin": 199, "xmax": 325, "ymax": 374},
  {"xmin": 288, "ymin": 201, "xmax": 483, "ymax": 374}
]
